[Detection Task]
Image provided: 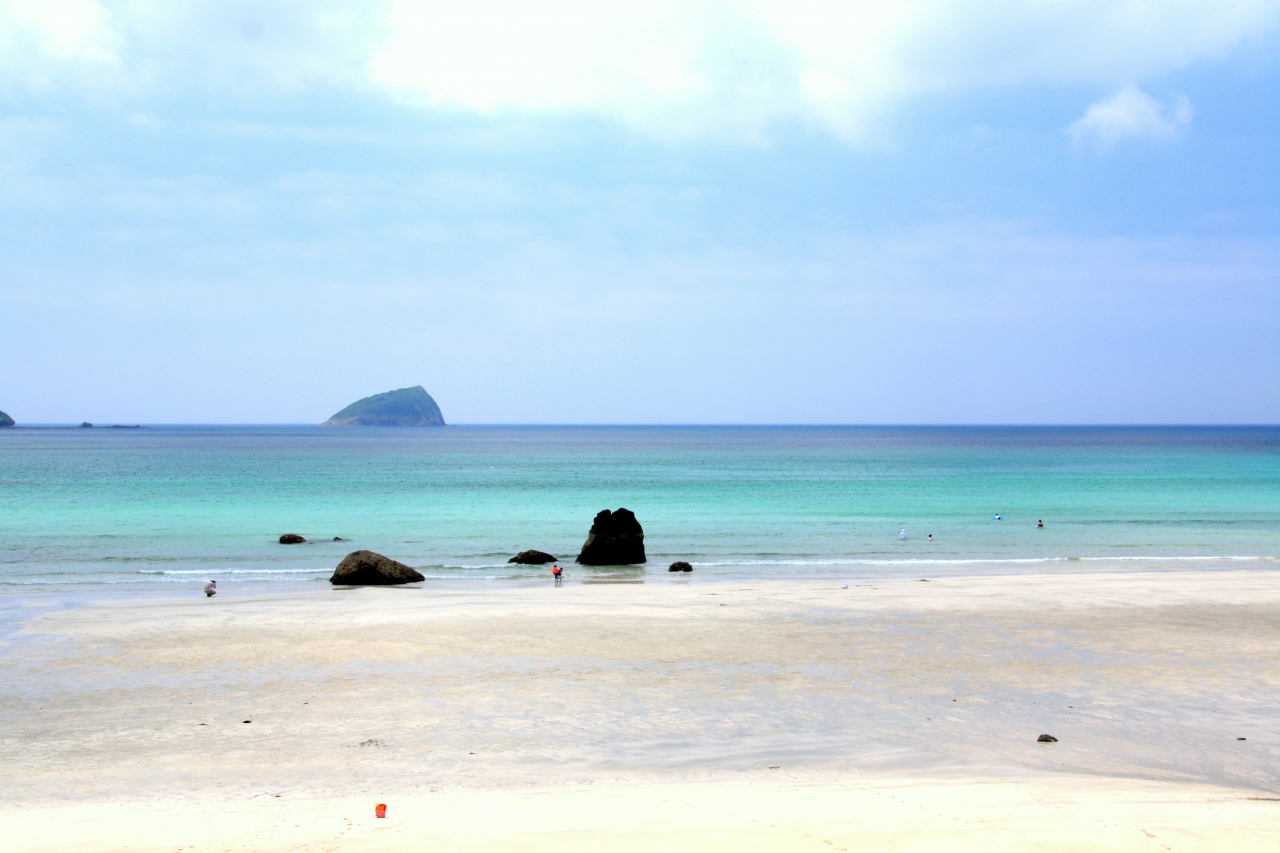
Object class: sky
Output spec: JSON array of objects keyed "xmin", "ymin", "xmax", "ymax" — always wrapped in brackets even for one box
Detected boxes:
[{"xmin": 1, "ymin": 0, "xmax": 1278, "ymax": 424}]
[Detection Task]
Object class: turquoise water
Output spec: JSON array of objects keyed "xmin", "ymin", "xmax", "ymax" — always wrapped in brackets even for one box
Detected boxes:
[{"xmin": 1, "ymin": 426, "xmax": 1277, "ymax": 591}]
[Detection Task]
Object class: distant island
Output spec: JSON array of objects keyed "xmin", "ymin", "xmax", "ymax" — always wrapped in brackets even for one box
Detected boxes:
[
  {"xmin": 0, "ymin": 410, "xmax": 13, "ymax": 428},
  {"xmin": 322, "ymin": 386, "xmax": 446, "ymax": 427}
]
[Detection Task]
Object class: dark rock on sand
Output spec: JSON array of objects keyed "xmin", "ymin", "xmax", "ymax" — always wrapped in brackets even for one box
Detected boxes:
[
  {"xmin": 330, "ymin": 550, "xmax": 425, "ymax": 585},
  {"xmin": 279, "ymin": 533, "xmax": 306, "ymax": 544},
  {"xmin": 0, "ymin": 410, "xmax": 13, "ymax": 427},
  {"xmin": 577, "ymin": 508, "xmax": 646, "ymax": 565},
  {"xmin": 669, "ymin": 561, "xmax": 692, "ymax": 572},
  {"xmin": 1037, "ymin": 734, "xmax": 1058, "ymax": 743},
  {"xmin": 322, "ymin": 385, "xmax": 445, "ymax": 427},
  {"xmin": 509, "ymin": 550, "xmax": 557, "ymax": 564}
]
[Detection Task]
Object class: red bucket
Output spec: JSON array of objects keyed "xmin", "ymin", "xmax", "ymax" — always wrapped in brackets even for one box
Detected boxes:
[{"xmin": 375, "ymin": 803, "xmax": 387, "ymax": 818}]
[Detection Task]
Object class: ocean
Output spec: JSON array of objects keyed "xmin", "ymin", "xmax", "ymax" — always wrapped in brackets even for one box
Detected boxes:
[{"xmin": 1, "ymin": 425, "xmax": 1277, "ymax": 593}]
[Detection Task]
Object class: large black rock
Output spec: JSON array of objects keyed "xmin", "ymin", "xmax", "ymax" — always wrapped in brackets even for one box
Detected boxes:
[
  {"xmin": 576, "ymin": 508, "xmax": 646, "ymax": 565},
  {"xmin": 509, "ymin": 550, "xmax": 557, "ymax": 564},
  {"xmin": 330, "ymin": 550, "xmax": 425, "ymax": 585},
  {"xmin": 279, "ymin": 533, "xmax": 305, "ymax": 544}
]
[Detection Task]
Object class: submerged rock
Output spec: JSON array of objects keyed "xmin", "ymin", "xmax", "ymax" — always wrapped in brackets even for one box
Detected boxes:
[
  {"xmin": 330, "ymin": 550, "xmax": 425, "ymax": 585},
  {"xmin": 509, "ymin": 550, "xmax": 557, "ymax": 564},
  {"xmin": 576, "ymin": 508, "xmax": 646, "ymax": 565},
  {"xmin": 669, "ymin": 561, "xmax": 692, "ymax": 572},
  {"xmin": 279, "ymin": 533, "xmax": 306, "ymax": 544},
  {"xmin": 1037, "ymin": 734, "xmax": 1058, "ymax": 743}
]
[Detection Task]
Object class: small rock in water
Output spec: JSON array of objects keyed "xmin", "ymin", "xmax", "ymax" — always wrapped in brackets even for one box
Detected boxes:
[
  {"xmin": 509, "ymin": 550, "xmax": 557, "ymax": 565},
  {"xmin": 243, "ymin": 720, "xmax": 252, "ymax": 724},
  {"xmin": 1238, "ymin": 737, "xmax": 1247, "ymax": 741},
  {"xmin": 332, "ymin": 536, "xmax": 348, "ymax": 541},
  {"xmin": 1037, "ymin": 734, "xmax": 1057, "ymax": 743},
  {"xmin": 669, "ymin": 561, "xmax": 693, "ymax": 572},
  {"xmin": 279, "ymin": 534, "xmax": 305, "ymax": 544}
]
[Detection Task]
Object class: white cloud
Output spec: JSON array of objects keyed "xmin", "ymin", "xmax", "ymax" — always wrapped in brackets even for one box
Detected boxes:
[
  {"xmin": 366, "ymin": 0, "xmax": 1276, "ymax": 141},
  {"xmin": 1067, "ymin": 85, "xmax": 1194, "ymax": 148},
  {"xmin": 0, "ymin": 1, "xmax": 1275, "ymax": 142},
  {"xmin": 0, "ymin": 0, "xmax": 118, "ymax": 62},
  {"xmin": 0, "ymin": 0, "xmax": 121, "ymax": 93}
]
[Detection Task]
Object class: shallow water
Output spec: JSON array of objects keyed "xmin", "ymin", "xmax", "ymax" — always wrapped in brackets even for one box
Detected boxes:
[{"xmin": 0, "ymin": 425, "xmax": 1277, "ymax": 592}]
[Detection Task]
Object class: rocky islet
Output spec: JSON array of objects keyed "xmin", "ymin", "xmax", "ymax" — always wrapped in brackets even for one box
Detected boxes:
[{"xmin": 322, "ymin": 386, "xmax": 445, "ymax": 427}]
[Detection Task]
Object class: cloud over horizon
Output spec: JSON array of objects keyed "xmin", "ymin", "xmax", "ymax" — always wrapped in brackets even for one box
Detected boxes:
[
  {"xmin": 2, "ymin": 1, "xmax": 1278, "ymax": 141},
  {"xmin": 0, "ymin": 2, "xmax": 1278, "ymax": 423}
]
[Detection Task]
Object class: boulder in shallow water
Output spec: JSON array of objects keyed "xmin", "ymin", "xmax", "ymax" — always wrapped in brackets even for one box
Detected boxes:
[
  {"xmin": 279, "ymin": 533, "xmax": 306, "ymax": 544},
  {"xmin": 669, "ymin": 561, "xmax": 692, "ymax": 572},
  {"xmin": 330, "ymin": 550, "xmax": 425, "ymax": 585},
  {"xmin": 509, "ymin": 550, "xmax": 557, "ymax": 564},
  {"xmin": 576, "ymin": 508, "xmax": 646, "ymax": 565}
]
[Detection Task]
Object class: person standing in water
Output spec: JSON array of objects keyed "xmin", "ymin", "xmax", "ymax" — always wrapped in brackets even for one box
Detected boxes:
[
  {"xmin": 552, "ymin": 564, "xmax": 563, "ymax": 584},
  {"xmin": 204, "ymin": 579, "xmax": 217, "ymax": 597},
  {"xmin": 1037, "ymin": 519, "xmax": 1044, "ymax": 528}
]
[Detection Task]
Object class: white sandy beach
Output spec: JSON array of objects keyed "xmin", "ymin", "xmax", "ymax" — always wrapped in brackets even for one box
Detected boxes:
[{"xmin": 3, "ymin": 569, "xmax": 1279, "ymax": 850}]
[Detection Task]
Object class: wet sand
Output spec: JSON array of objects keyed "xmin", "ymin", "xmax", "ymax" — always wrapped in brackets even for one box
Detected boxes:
[{"xmin": 2, "ymin": 570, "xmax": 1279, "ymax": 850}]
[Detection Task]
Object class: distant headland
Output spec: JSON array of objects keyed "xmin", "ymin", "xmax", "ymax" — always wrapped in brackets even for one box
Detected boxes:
[
  {"xmin": 0, "ymin": 410, "xmax": 13, "ymax": 428},
  {"xmin": 322, "ymin": 386, "xmax": 446, "ymax": 427}
]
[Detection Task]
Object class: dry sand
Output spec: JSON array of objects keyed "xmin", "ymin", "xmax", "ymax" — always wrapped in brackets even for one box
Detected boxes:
[{"xmin": 2, "ymin": 569, "xmax": 1279, "ymax": 850}]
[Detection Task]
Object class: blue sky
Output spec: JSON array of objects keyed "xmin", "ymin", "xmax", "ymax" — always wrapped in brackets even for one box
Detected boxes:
[{"xmin": 1, "ymin": 1, "xmax": 1278, "ymax": 424}]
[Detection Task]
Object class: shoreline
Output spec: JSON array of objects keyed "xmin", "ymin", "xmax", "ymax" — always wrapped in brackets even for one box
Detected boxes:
[{"xmin": 2, "ymin": 555, "xmax": 1277, "ymax": 598}]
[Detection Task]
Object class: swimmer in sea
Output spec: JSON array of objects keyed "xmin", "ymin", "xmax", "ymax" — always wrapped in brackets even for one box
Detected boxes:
[{"xmin": 1037, "ymin": 519, "xmax": 1044, "ymax": 528}]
